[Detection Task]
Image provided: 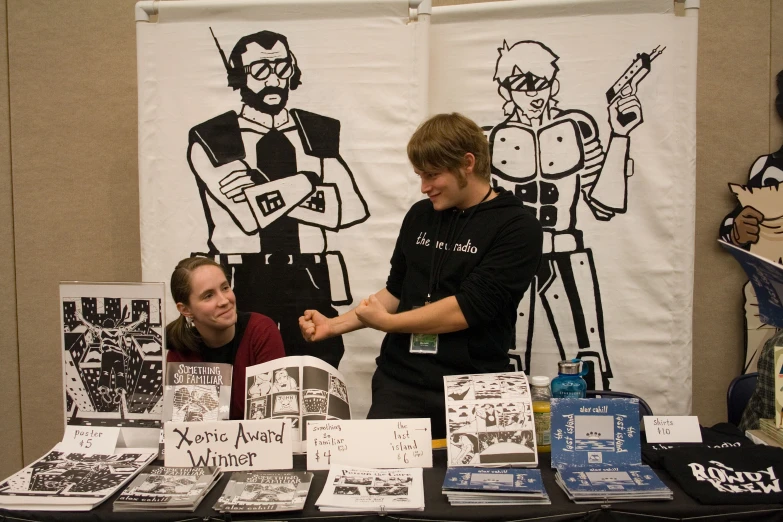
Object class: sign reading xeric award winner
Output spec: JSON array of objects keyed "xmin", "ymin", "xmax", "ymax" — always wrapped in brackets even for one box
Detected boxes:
[{"xmin": 165, "ymin": 419, "xmax": 292, "ymax": 471}]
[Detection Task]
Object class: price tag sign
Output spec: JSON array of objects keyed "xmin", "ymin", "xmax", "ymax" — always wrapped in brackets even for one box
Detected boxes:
[
  {"xmin": 61, "ymin": 426, "xmax": 121, "ymax": 454},
  {"xmin": 306, "ymin": 418, "xmax": 432, "ymax": 470},
  {"xmin": 643, "ymin": 416, "xmax": 702, "ymax": 443}
]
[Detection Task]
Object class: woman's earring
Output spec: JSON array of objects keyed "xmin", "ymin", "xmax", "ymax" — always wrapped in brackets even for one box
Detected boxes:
[{"xmin": 185, "ymin": 316, "xmax": 194, "ymax": 328}]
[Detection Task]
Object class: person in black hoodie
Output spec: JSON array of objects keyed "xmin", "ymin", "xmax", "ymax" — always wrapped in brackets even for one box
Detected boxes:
[{"xmin": 299, "ymin": 113, "xmax": 543, "ymax": 438}]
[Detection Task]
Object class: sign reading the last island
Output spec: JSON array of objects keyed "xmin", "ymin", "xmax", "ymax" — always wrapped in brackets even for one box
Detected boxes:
[
  {"xmin": 164, "ymin": 419, "xmax": 292, "ymax": 471},
  {"xmin": 550, "ymin": 398, "xmax": 641, "ymax": 470}
]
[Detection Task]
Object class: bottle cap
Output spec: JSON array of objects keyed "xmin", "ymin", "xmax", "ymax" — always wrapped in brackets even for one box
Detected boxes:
[
  {"xmin": 557, "ymin": 360, "xmax": 582, "ymax": 375},
  {"xmin": 530, "ymin": 376, "xmax": 550, "ymax": 386}
]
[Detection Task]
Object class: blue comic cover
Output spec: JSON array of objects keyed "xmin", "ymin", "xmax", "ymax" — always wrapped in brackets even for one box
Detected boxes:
[
  {"xmin": 442, "ymin": 467, "xmax": 544, "ymax": 495},
  {"xmin": 550, "ymin": 398, "xmax": 641, "ymax": 469},
  {"xmin": 558, "ymin": 465, "xmax": 670, "ymax": 495}
]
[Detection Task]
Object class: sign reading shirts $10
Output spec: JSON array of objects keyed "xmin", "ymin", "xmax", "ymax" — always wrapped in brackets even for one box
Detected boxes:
[{"xmin": 164, "ymin": 419, "xmax": 293, "ymax": 471}]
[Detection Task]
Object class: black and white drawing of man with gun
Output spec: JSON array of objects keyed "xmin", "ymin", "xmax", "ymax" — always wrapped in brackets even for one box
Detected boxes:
[{"xmin": 486, "ymin": 40, "xmax": 664, "ymax": 389}]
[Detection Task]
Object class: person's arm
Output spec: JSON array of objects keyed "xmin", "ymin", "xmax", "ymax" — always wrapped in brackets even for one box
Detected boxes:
[
  {"xmin": 354, "ymin": 294, "xmax": 467, "ymax": 334},
  {"xmin": 244, "ymin": 314, "xmax": 286, "ymax": 364},
  {"xmin": 299, "ymin": 288, "xmax": 399, "ymax": 342}
]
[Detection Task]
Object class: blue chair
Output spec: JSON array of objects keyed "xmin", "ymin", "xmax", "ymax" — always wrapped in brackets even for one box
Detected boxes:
[
  {"xmin": 727, "ymin": 372, "xmax": 758, "ymax": 426},
  {"xmin": 585, "ymin": 390, "xmax": 653, "ymax": 426}
]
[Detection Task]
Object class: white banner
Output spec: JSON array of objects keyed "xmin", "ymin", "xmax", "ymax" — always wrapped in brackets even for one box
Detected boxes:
[
  {"xmin": 138, "ymin": 0, "xmax": 428, "ymax": 418},
  {"xmin": 430, "ymin": 0, "xmax": 696, "ymax": 414},
  {"xmin": 138, "ymin": 0, "xmax": 696, "ymax": 418}
]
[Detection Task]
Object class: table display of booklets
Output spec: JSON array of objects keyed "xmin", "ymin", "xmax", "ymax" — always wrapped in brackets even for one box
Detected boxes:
[
  {"xmin": 113, "ymin": 466, "xmax": 222, "ymax": 512},
  {"xmin": 550, "ymin": 397, "xmax": 673, "ymax": 503},
  {"xmin": 244, "ymin": 355, "xmax": 352, "ymax": 453},
  {"xmin": 316, "ymin": 466, "xmax": 424, "ymax": 512},
  {"xmin": 213, "ymin": 471, "xmax": 313, "ymax": 513},
  {"xmin": 440, "ymin": 372, "xmax": 548, "ymax": 505},
  {"xmin": 160, "ymin": 362, "xmax": 233, "ymax": 457},
  {"xmin": 0, "ymin": 445, "xmax": 156, "ymax": 511}
]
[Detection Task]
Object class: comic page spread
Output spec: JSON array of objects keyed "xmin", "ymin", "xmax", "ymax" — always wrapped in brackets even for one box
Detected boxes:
[
  {"xmin": 315, "ymin": 466, "xmax": 424, "ymax": 512},
  {"xmin": 213, "ymin": 471, "xmax": 313, "ymax": 513},
  {"xmin": 113, "ymin": 466, "xmax": 222, "ymax": 511},
  {"xmin": 0, "ymin": 445, "xmax": 156, "ymax": 511},
  {"xmin": 60, "ymin": 283, "xmax": 165, "ymax": 432},
  {"xmin": 444, "ymin": 372, "xmax": 538, "ymax": 467},
  {"xmin": 245, "ymin": 355, "xmax": 351, "ymax": 453}
]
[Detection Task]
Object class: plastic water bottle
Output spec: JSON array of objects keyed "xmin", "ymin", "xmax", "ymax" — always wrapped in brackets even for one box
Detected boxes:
[
  {"xmin": 551, "ymin": 359, "xmax": 587, "ymax": 399},
  {"xmin": 530, "ymin": 376, "xmax": 551, "ymax": 452}
]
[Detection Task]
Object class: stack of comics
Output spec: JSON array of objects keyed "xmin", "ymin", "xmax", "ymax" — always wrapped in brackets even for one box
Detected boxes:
[
  {"xmin": 0, "ymin": 445, "xmax": 156, "ymax": 511},
  {"xmin": 443, "ymin": 372, "xmax": 538, "ymax": 468},
  {"xmin": 315, "ymin": 466, "xmax": 424, "ymax": 512},
  {"xmin": 759, "ymin": 419, "xmax": 783, "ymax": 446},
  {"xmin": 442, "ymin": 467, "xmax": 550, "ymax": 506},
  {"xmin": 213, "ymin": 471, "xmax": 313, "ymax": 513},
  {"xmin": 555, "ymin": 465, "xmax": 672, "ymax": 503},
  {"xmin": 113, "ymin": 466, "xmax": 223, "ymax": 512}
]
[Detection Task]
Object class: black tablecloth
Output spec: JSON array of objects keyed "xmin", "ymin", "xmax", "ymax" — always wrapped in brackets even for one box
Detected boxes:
[{"xmin": 1, "ymin": 451, "xmax": 782, "ymax": 522}]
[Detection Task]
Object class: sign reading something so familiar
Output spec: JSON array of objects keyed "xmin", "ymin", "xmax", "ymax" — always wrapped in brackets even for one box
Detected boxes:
[
  {"xmin": 306, "ymin": 418, "xmax": 433, "ymax": 470},
  {"xmin": 164, "ymin": 419, "xmax": 293, "ymax": 471}
]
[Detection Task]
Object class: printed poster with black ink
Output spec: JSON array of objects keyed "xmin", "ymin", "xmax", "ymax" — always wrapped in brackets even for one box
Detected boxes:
[
  {"xmin": 0, "ymin": 444, "xmax": 156, "ymax": 511},
  {"xmin": 550, "ymin": 398, "xmax": 641, "ymax": 469},
  {"xmin": 719, "ymin": 240, "xmax": 783, "ymax": 328},
  {"xmin": 245, "ymin": 355, "xmax": 351, "ymax": 453},
  {"xmin": 443, "ymin": 372, "xmax": 537, "ymax": 467}
]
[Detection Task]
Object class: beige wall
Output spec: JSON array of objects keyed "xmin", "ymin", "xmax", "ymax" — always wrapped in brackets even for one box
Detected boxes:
[{"xmin": 0, "ymin": 0, "xmax": 776, "ymax": 472}]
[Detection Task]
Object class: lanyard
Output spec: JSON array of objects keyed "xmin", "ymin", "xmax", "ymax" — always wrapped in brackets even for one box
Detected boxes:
[{"xmin": 427, "ymin": 186, "xmax": 493, "ymax": 302}]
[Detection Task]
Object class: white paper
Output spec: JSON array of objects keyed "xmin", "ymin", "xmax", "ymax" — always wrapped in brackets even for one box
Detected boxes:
[
  {"xmin": 306, "ymin": 418, "xmax": 432, "ymax": 470},
  {"xmin": 61, "ymin": 426, "xmax": 120, "ymax": 454},
  {"xmin": 643, "ymin": 416, "xmax": 702, "ymax": 443},
  {"xmin": 164, "ymin": 419, "xmax": 293, "ymax": 471}
]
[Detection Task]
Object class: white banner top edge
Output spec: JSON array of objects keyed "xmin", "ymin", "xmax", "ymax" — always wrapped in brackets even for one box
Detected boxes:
[
  {"xmin": 431, "ymin": 0, "xmax": 671, "ymax": 24},
  {"xmin": 153, "ymin": 0, "xmax": 411, "ymax": 23}
]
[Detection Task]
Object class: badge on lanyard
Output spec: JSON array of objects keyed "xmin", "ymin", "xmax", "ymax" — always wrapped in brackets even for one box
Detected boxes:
[{"xmin": 409, "ymin": 304, "xmax": 439, "ymax": 354}]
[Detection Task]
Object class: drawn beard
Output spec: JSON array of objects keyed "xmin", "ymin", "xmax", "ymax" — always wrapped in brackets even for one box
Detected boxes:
[{"xmin": 241, "ymin": 86, "xmax": 289, "ymax": 116}]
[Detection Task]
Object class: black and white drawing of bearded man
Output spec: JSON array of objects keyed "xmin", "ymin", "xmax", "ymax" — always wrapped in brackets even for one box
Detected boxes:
[
  {"xmin": 187, "ymin": 29, "xmax": 369, "ymax": 370},
  {"xmin": 487, "ymin": 40, "xmax": 657, "ymax": 389}
]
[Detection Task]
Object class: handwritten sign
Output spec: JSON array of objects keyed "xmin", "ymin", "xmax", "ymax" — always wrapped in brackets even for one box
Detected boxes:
[
  {"xmin": 164, "ymin": 419, "xmax": 292, "ymax": 471},
  {"xmin": 643, "ymin": 416, "xmax": 702, "ymax": 443},
  {"xmin": 61, "ymin": 426, "xmax": 120, "ymax": 454},
  {"xmin": 306, "ymin": 418, "xmax": 432, "ymax": 470}
]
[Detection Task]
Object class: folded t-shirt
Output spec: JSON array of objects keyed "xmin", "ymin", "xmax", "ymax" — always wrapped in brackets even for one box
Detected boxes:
[{"xmin": 662, "ymin": 445, "xmax": 783, "ymax": 505}]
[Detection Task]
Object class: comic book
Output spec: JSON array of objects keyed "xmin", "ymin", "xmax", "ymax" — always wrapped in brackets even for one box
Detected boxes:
[
  {"xmin": 315, "ymin": 466, "xmax": 424, "ymax": 512},
  {"xmin": 213, "ymin": 471, "xmax": 313, "ymax": 513},
  {"xmin": 114, "ymin": 465, "xmax": 222, "ymax": 511},
  {"xmin": 555, "ymin": 465, "xmax": 672, "ymax": 503},
  {"xmin": 245, "ymin": 355, "xmax": 351, "ymax": 453},
  {"xmin": 550, "ymin": 398, "xmax": 641, "ymax": 469},
  {"xmin": 441, "ymin": 467, "xmax": 550, "ymax": 505},
  {"xmin": 443, "ymin": 372, "xmax": 537, "ymax": 467}
]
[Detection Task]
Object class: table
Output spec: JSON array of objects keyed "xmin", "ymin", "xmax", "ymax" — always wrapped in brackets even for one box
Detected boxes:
[{"xmin": 1, "ymin": 451, "xmax": 782, "ymax": 522}]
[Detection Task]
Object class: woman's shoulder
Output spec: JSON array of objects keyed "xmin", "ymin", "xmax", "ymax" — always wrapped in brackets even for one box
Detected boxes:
[{"xmin": 244, "ymin": 312, "xmax": 278, "ymax": 331}]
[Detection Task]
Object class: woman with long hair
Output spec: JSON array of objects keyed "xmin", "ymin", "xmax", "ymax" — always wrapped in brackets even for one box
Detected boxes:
[{"xmin": 166, "ymin": 257, "xmax": 285, "ymax": 419}]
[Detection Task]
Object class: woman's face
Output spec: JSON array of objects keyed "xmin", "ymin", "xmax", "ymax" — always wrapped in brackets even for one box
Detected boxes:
[{"xmin": 177, "ymin": 265, "xmax": 237, "ymax": 333}]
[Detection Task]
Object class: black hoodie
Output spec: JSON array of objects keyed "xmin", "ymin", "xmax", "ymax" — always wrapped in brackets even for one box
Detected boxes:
[{"xmin": 377, "ymin": 187, "xmax": 543, "ymax": 390}]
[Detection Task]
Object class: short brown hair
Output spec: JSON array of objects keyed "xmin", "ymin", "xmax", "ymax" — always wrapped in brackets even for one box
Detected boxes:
[{"xmin": 407, "ymin": 113, "xmax": 491, "ymax": 183}]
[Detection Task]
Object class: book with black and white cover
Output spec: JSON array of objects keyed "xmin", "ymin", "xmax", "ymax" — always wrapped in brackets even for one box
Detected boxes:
[
  {"xmin": 759, "ymin": 418, "xmax": 783, "ymax": 444},
  {"xmin": 160, "ymin": 362, "xmax": 233, "ymax": 457},
  {"xmin": 245, "ymin": 355, "xmax": 351, "ymax": 453},
  {"xmin": 441, "ymin": 467, "xmax": 550, "ymax": 506},
  {"xmin": 0, "ymin": 444, "xmax": 156, "ymax": 511},
  {"xmin": 550, "ymin": 398, "xmax": 641, "ymax": 469},
  {"xmin": 444, "ymin": 372, "xmax": 537, "ymax": 467},
  {"xmin": 113, "ymin": 465, "xmax": 222, "ymax": 511},
  {"xmin": 213, "ymin": 471, "xmax": 312, "ymax": 513},
  {"xmin": 555, "ymin": 465, "xmax": 672, "ymax": 503},
  {"xmin": 315, "ymin": 466, "xmax": 424, "ymax": 512}
]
